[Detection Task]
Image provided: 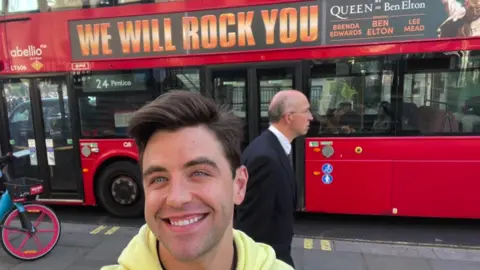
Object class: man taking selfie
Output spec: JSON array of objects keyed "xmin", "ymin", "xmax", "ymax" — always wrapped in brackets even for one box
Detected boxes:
[{"xmin": 101, "ymin": 91, "xmax": 293, "ymax": 270}]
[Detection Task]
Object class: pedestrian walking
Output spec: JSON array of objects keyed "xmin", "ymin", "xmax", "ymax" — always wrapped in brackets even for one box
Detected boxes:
[{"xmin": 234, "ymin": 89, "xmax": 313, "ymax": 267}]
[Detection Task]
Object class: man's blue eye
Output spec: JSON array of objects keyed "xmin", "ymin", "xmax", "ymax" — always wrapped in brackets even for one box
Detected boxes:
[
  {"xmin": 153, "ymin": 177, "xmax": 167, "ymax": 183},
  {"xmin": 192, "ymin": 171, "xmax": 208, "ymax": 177}
]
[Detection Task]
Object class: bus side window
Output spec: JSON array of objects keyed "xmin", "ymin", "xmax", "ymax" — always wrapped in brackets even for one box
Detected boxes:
[
  {"xmin": 88, "ymin": 0, "xmax": 113, "ymax": 7},
  {"xmin": 399, "ymin": 52, "xmax": 480, "ymax": 135},
  {"xmin": 307, "ymin": 58, "xmax": 395, "ymax": 137},
  {"xmin": 10, "ymin": 105, "xmax": 30, "ymax": 124},
  {"xmin": 47, "ymin": 0, "xmax": 83, "ymax": 10},
  {"xmin": 7, "ymin": 0, "xmax": 39, "ymax": 13}
]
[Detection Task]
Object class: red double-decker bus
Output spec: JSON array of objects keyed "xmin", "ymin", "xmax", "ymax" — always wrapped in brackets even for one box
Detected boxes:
[{"xmin": 0, "ymin": 0, "xmax": 479, "ymax": 219}]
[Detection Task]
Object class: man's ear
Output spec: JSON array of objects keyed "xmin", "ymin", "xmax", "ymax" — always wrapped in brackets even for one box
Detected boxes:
[{"xmin": 233, "ymin": 165, "xmax": 248, "ymax": 205}]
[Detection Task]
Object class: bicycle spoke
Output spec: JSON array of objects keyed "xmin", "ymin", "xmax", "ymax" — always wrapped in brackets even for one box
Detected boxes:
[
  {"xmin": 17, "ymin": 234, "xmax": 31, "ymax": 251},
  {"xmin": 33, "ymin": 212, "xmax": 46, "ymax": 228},
  {"xmin": 36, "ymin": 229, "xmax": 55, "ymax": 233},
  {"xmin": 32, "ymin": 235, "xmax": 43, "ymax": 251},
  {"xmin": 4, "ymin": 227, "xmax": 24, "ymax": 234}
]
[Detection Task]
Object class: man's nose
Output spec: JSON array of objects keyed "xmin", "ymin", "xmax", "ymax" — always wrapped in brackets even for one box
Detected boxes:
[{"xmin": 165, "ymin": 177, "xmax": 192, "ymax": 208}]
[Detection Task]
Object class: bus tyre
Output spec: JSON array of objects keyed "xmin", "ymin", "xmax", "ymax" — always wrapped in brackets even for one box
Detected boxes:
[{"xmin": 96, "ymin": 161, "xmax": 144, "ymax": 218}]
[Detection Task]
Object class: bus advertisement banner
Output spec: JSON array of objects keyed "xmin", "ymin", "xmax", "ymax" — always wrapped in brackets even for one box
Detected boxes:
[{"xmin": 68, "ymin": 0, "xmax": 465, "ymax": 61}]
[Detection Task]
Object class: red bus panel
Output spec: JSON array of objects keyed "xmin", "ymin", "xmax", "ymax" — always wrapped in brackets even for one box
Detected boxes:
[
  {"xmin": 79, "ymin": 139, "xmax": 138, "ymax": 206},
  {"xmin": 305, "ymin": 137, "xmax": 480, "ymax": 219},
  {"xmin": 305, "ymin": 138, "xmax": 393, "ymax": 216}
]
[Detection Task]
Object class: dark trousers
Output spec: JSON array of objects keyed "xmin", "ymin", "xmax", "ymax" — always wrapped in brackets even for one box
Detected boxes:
[{"xmin": 273, "ymin": 244, "xmax": 295, "ymax": 268}]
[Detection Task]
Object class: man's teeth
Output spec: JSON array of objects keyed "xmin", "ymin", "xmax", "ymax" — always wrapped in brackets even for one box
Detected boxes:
[{"xmin": 169, "ymin": 215, "xmax": 203, "ymax": 227}]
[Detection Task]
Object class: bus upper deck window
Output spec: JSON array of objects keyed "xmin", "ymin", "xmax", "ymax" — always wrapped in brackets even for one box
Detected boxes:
[
  {"xmin": 47, "ymin": 0, "xmax": 82, "ymax": 10},
  {"xmin": 8, "ymin": 0, "xmax": 39, "ymax": 13},
  {"xmin": 118, "ymin": 0, "xmax": 142, "ymax": 4},
  {"xmin": 89, "ymin": 0, "xmax": 112, "ymax": 7}
]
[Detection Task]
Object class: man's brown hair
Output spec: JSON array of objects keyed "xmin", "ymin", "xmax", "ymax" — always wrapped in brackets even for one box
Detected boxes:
[{"xmin": 128, "ymin": 90, "xmax": 243, "ymax": 176}]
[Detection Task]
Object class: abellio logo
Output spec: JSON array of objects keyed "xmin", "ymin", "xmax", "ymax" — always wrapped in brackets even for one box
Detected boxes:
[{"xmin": 10, "ymin": 44, "xmax": 47, "ymax": 58}]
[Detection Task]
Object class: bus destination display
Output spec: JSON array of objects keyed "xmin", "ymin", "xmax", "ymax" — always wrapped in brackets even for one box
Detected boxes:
[
  {"xmin": 68, "ymin": 0, "xmax": 459, "ymax": 61},
  {"xmin": 79, "ymin": 72, "xmax": 147, "ymax": 92}
]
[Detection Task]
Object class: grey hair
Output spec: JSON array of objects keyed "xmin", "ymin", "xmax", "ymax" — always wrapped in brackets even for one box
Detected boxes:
[{"xmin": 267, "ymin": 95, "xmax": 289, "ymax": 123}]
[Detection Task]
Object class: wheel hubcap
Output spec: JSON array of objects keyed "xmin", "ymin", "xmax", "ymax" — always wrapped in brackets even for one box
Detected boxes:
[{"xmin": 111, "ymin": 176, "xmax": 139, "ymax": 205}]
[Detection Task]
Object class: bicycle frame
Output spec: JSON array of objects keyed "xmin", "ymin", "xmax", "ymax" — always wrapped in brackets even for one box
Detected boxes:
[{"xmin": 0, "ymin": 190, "xmax": 35, "ymax": 234}]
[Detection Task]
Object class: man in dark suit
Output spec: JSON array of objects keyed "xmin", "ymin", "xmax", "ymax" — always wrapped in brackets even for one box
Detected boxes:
[{"xmin": 234, "ymin": 90, "xmax": 313, "ymax": 267}]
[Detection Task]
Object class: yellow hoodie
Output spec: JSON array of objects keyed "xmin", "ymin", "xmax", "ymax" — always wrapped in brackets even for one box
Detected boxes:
[{"xmin": 101, "ymin": 224, "xmax": 293, "ymax": 270}]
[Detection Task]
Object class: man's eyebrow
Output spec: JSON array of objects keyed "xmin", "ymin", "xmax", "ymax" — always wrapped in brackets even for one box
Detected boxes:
[
  {"xmin": 142, "ymin": 157, "xmax": 219, "ymax": 178},
  {"xmin": 143, "ymin": 166, "xmax": 167, "ymax": 178},
  {"xmin": 184, "ymin": 157, "xmax": 219, "ymax": 171}
]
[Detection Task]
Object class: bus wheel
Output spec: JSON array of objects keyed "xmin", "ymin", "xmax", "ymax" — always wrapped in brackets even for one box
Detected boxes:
[{"xmin": 96, "ymin": 161, "xmax": 144, "ymax": 218}]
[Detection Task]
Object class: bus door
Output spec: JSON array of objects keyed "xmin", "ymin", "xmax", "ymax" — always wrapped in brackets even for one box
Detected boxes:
[
  {"xmin": 205, "ymin": 62, "xmax": 305, "ymax": 210},
  {"xmin": 205, "ymin": 62, "xmax": 303, "ymax": 150},
  {"xmin": 0, "ymin": 76, "xmax": 82, "ymax": 200}
]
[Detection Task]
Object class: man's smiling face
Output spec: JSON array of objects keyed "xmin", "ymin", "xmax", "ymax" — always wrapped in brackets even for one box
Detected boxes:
[{"xmin": 142, "ymin": 125, "xmax": 247, "ymax": 261}]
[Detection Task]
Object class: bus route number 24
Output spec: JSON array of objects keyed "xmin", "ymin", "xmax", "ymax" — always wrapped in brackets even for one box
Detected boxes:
[{"xmin": 96, "ymin": 79, "xmax": 132, "ymax": 89}]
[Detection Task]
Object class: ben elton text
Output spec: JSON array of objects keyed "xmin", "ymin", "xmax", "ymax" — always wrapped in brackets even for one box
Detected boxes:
[{"xmin": 73, "ymin": 5, "xmax": 319, "ymax": 57}]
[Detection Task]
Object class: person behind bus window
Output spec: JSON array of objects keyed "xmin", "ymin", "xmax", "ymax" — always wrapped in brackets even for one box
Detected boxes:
[
  {"xmin": 372, "ymin": 101, "xmax": 393, "ymax": 133},
  {"xmin": 460, "ymin": 96, "xmax": 480, "ymax": 132},
  {"xmin": 321, "ymin": 108, "xmax": 341, "ymax": 134},
  {"xmin": 335, "ymin": 102, "xmax": 358, "ymax": 133},
  {"xmin": 101, "ymin": 91, "xmax": 293, "ymax": 270},
  {"xmin": 319, "ymin": 108, "xmax": 354, "ymax": 134}
]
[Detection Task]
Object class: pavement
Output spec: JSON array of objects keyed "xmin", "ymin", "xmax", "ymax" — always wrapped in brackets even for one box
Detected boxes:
[
  {"xmin": 294, "ymin": 214, "xmax": 480, "ymax": 248},
  {"xmin": 51, "ymin": 206, "xmax": 480, "ymax": 248},
  {"xmin": 2, "ymin": 222, "xmax": 480, "ymax": 270}
]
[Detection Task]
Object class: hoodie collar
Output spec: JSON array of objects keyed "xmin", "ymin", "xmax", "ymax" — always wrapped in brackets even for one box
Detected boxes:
[{"xmin": 157, "ymin": 240, "xmax": 238, "ymax": 270}]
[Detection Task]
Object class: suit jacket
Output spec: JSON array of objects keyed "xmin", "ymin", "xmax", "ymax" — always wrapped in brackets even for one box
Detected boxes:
[{"xmin": 234, "ymin": 129, "xmax": 296, "ymax": 265}]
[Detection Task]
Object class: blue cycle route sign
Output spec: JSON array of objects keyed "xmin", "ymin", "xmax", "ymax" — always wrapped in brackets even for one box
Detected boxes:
[{"xmin": 321, "ymin": 163, "xmax": 333, "ymax": 174}]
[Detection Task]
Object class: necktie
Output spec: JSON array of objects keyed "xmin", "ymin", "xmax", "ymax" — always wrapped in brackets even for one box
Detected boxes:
[{"xmin": 287, "ymin": 151, "xmax": 293, "ymax": 167}]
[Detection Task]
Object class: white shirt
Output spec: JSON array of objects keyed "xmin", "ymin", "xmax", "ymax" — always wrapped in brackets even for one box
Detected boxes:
[{"xmin": 268, "ymin": 125, "xmax": 291, "ymax": 155}]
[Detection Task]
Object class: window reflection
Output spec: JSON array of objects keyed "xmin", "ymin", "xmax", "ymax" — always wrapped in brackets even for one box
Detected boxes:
[
  {"xmin": 309, "ymin": 58, "xmax": 395, "ymax": 136},
  {"xmin": 308, "ymin": 51, "xmax": 480, "ymax": 137},
  {"xmin": 118, "ymin": 0, "xmax": 142, "ymax": 4},
  {"xmin": 401, "ymin": 51, "xmax": 480, "ymax": 134},
  {"xmin": 74, "ymin": 70, "xmax": 154, "ymax": 138},
  {"xmin": 73, "ymin": 68, "xmax": 200, "ymax": 138},
  {"xmin": 89, "ymin": 0, "xmax": 112, "ymax": 6},
  {"xmin": 257, "ymin": 68, "xmax": 294, "ymax": 132},
  {"xmin": 8, "ymin": 0, "xmax": 39, "ymax": 12},
  {"xmin": 210, "ymin": 68, "xmax": 249, "ymax": 151},
  {"xmin": 47, "ymin": 0, "xmax": 83, "ymax": 9},
  {"xmin": 47, "ymin": 0, "xmax": 112, "ymax": 9},
  {"xmin": 212, "ymin": 70, "xmax": 246, "ymax": 119},
  {"xmin": 155, "ymin": 67, "xmax": 200, "ymax": 93}
]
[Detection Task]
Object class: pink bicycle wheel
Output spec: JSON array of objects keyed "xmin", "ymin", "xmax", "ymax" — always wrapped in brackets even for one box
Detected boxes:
[{"xmin": 0, "ymin": 204, "xmax": 61, "ymax": 261}]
